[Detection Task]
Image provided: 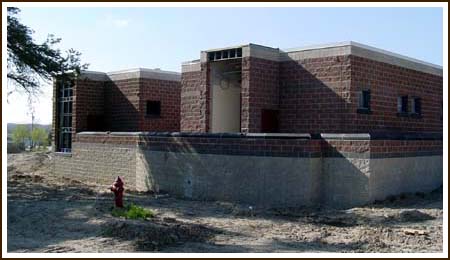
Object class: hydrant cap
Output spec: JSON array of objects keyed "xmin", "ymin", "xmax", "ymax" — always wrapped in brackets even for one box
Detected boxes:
[{"xmin": 114, "ymin": 176, "xmax": 124, "ymax": 186}]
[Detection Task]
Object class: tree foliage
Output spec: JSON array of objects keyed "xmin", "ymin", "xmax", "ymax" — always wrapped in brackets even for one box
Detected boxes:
[
  {"xmin": 31, "ymin": 127, "xmax": 49, "ymax": 148},
  {"xmin": 12, "ymin": 125, "xmax": 30, "ymax": 149},
  {"xmin": 7, "ymin": 7, "xmax": 88, "ymax": 95}
]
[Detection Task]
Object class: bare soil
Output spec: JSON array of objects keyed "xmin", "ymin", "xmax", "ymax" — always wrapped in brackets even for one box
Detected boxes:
[{"xmin": 7, "ymin": 152, "xmax": 443, "ymax": 253}]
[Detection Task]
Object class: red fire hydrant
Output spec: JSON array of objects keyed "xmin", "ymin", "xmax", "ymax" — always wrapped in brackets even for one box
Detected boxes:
[{"xmin": 110, "ymin": 176, "xmax": 124, "ymax": 208}]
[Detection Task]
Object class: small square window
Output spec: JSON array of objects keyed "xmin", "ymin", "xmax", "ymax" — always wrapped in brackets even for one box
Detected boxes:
[
  {"xmin": 357, "ymin": 90, "xmax": 371, "ymax": 113},
  {"xmin": 411, "ymin": 97, "xmax": 421, "ymax": 115},
  {"xmin": 146, "ymin": 101, "xmax": 161, "ymax": 117}
]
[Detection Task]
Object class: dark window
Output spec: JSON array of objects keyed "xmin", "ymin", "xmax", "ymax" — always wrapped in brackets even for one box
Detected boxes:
[
  {"xmin": 261, "ymin": 109, "xmax": 279, "ymax": 133},
  {"xmin": 57, "ymin": 79, "xmax": 73, "ymax": 153},
  {"xmin": 411, "ymin": 97, "xmax": 421, "ymax": 115},
  {"xmin": 146, "ymin": 101, "xmax": 161, "ymax": 117},
  {"xmin": 397, "ymin": 96, "xmax": 408, "ymax": 114},
  {"xmin": 236, "ymin": 48, "xmax": 242, "ymax": 57},
  {"xmin": 208, "ymin": 48, "xmax": 242, "ymax": 61},
  {"xmin": 229, "ymin": 49, "xmax": 236, "ymax": 58},
  {"xmin": 357, "ymin": 90, "xmax": 371, "ymax": 113},
  {"xmin": 87, "ymin": 114, "xmax": 105, "ymax": 131}
]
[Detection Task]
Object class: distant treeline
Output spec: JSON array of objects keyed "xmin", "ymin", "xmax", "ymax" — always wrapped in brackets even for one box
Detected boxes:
[{"xmin": 7, "ymin": 123, "xmax": 51, "ymax": 135}]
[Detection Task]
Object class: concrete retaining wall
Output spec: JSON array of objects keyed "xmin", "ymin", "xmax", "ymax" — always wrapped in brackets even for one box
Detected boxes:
[
  {"xmin": 136, "ymin": 150, "xmax": 322, "ymax": 208},
  {"xmin": 369, "ymin": 156, "xmax": 443, "ymax": 202},
  {"xmin": 53, "ymin": 132, "xmax": 443, "ymax": 209}
]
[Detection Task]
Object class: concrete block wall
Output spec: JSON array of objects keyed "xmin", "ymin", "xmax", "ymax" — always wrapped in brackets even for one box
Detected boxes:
[
  {"xmin": 137, "ymin": 150, "xmax": 322, "ymax": 207},
  {"xmin": 368, "ymin": 138, "xmax": 443, "ymax": 201},
  {"xmin": 320, "ymin": 139, "xmax": 371, "ymax": 208},
  {"xmin": 54, "ymin": 142, "xmax": 138, "ymax": 189}
]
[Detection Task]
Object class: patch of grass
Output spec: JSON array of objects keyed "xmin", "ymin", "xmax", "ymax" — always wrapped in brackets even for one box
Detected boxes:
[{"xmin": 111, "ymin": 203, "xmax": 155, "ymax": 220}]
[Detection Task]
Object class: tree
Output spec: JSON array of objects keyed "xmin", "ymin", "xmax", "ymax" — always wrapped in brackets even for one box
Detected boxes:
[
  {"xmin": 31, "ymin": 127, "xmax": 48, "ymax": 149},
  {"xmin": 12, "ymin": 125, "xmax": 30, "ymax": 150},
  {"xmin": 7, "ymin": 7, "xmax": 88, "ymax": 96}
]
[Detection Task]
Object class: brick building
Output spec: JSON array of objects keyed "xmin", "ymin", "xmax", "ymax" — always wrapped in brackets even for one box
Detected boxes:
[
  {"xmin": 181, "ymin": 41, "xmax": 442, "ymax": 134},
  {"xmin": 53, "ymin": 41, "xmax": 443, "ymax": 208},
  {"xmin": 53, "ymin": 68, "xmax": 181, "ymax": 153}
]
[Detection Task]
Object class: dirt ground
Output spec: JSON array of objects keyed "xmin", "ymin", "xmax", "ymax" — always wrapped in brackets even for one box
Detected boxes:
[{"xmin": 7, "ymin": 152, "xmax": 443, "ymax": 253}]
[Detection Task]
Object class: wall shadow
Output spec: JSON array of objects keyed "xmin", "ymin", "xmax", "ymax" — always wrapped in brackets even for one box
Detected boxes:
[{"xmin": 103, "ymin": 80, "xmax": 140, "ymax": 132}]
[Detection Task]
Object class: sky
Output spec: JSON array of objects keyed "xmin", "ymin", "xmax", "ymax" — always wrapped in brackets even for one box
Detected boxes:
[{"xmin": 5, "ymin": 7, "xmax": 444, "ymax": 125}]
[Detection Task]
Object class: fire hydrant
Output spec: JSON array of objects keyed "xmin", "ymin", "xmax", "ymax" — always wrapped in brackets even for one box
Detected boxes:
[{"xmin": 110, "ymin": 176, "xmax": 124, "ymax": 208}]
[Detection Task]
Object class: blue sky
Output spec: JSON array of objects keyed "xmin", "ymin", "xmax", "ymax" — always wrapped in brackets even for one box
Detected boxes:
[{"xmin": 6, "ymin": 7, "xmax": 444, "ymax": 124}]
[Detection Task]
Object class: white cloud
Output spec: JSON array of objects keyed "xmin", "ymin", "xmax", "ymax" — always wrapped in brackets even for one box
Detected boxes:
[
  {"xmin": 112, "ymin": 19, "xmax": 129, "ymax": 29},
  {"xmin": 98, "ymin": 14, "xmax": 131, "ymax": 29}
]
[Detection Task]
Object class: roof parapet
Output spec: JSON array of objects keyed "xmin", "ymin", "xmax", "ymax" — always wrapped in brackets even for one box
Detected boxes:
[
  {"xmin": 77, "ymin": 68, "xmax": 181, "ymax": 82},
  {"xmin": 184, "ymin": 41, "xmax": 442, "ymax": 76}
]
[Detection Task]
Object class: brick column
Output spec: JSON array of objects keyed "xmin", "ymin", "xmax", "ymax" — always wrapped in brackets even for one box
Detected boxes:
[{"xmin": 241, "ymin": 56, "xmax": 280, "ymax": 133}]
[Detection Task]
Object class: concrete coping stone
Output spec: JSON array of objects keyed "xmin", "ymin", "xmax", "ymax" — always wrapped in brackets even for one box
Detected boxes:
[
  {"xmin": 320, "ymin": 133, "xmax": 371, "ymax": 140},
  {"xmin": 54, "ymin": 152, "xmax": 72, "ymax": 157},
  {"xmin": 75, "ymin": 68, "xmax": 181, "ymax": 82},
  {"xmin": 77, "ymin": 131, "xmax": 311, "ymax": 139},
  {"xmin": 245, "ymin": 133, "xmax": 311, "ymax": 139},
  {"xmin": 141, "ymin": 132, "xmax": 311, "ymax": 139},
  {"xmin": 77, "ymin": 131, "xmax": 141, "ymax": 136},
  {"xmin": 107, "ymin": 68, "xmax": 181, "ymax": 82},
  {"xmin": 77, "ymin": 132, "xmax": 442, "ymax": 140},
  {"xmin": 183, "ymin": 41, "xmax": 442, "ymax": 76},
  {"xmin": 320, "ymin": 132, "xmax": 443, "ymax": 140}
]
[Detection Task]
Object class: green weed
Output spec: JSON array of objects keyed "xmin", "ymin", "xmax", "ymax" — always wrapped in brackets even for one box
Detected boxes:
[{"xmin": 111, "ymin": 203, "xmax": 154, "ymax": 220}]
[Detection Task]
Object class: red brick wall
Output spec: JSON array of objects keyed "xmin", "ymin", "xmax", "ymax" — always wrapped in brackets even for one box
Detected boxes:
[
  {"xmin": 75, "ymin": 132, "xmax": 441, "ymax": 158},
  {"xmin": 139, "ymin": 78, "xmax": 181, "ymax": 132},
  {"xmin": 104, "ymin": 79, "xmax": 140, "ymax": 131},
  {"xmin": 178, "ymin": 54, "xmax": 443, "ymax": 135},
  {"xmin": 76, "ymin": 133, "xmax": 138, "ymax": 145},
  {"xmin": 180, "ymin": 64, "xmax": 210, "ymax": 132},
  {"xmin": 351, "ymin": 56, "xmax": 443, "ymax": 133},
  {"xmin": 279, "ymin": 55, "xmax": 353, "ymax": 133},
  {"xmin": 51, "ymin": 79, "xmax": 58, "ymax": 150},
  {"xmin": 73, "ymin": 78, "xmax": 105, "ymax": 133},
  {"xmin": 370, "ymin": 139, "xmax": 443, "ymax": 157},
  {"xmin": 241, "ymin": 57, "xmax": 280, "ymax": 133}
]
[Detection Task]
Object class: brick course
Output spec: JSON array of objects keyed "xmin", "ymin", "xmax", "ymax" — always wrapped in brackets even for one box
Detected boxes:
[{"xmin": 73, "ymin": 132, "xmax": 442, "ymax": 159}]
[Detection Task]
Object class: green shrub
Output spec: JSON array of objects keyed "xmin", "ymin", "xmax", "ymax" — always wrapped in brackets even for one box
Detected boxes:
[{"xmin": 111, "ymin": 203, "xmax": 154, "ymax": 220}]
